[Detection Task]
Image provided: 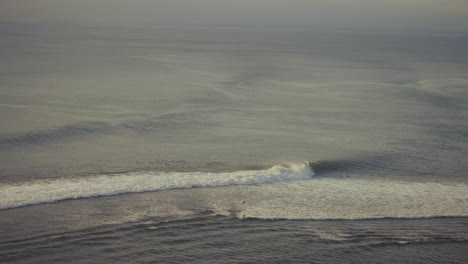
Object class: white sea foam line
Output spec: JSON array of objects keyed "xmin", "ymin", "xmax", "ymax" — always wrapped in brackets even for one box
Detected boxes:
[
  {"xmin": 234, "ymin": 178, "xmax": 468, "ymax": 220},
  {"xmin": 0, "ymin": 163, "xmax": 313, "ymax": 210}
]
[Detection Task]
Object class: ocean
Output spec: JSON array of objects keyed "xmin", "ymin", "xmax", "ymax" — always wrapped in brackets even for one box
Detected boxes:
[{"xmin": 1, "ymin": 23, "xmax": 468, "ymax": 263}]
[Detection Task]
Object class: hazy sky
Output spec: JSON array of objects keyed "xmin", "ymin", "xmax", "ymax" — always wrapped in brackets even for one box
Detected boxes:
[{"xmin": 1, "ymin": 0, "xmax": 468, "ymax": 31}]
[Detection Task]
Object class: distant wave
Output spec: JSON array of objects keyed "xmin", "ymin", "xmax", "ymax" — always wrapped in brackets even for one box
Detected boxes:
[
  {"xmin": 0, "ymin": 163, "xmax": 313, "ymax": 210},
  {"xmin": 0, "ymin": 110, "xmax": 214, "ymax": 151},
  {"xmin": 0, "ymin": 121, "xmax": 115, "ymax": 150}
]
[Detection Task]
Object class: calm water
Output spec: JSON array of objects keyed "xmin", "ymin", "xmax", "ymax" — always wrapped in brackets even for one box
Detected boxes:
[{"xmin": 1, "ymin": 23, "xmax": 468, "ymax": 263}]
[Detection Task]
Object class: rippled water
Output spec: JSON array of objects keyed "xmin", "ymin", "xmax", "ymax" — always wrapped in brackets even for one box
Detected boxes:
[
  {"xmin": 1, "ymin": 208, "xmax": 468, "ymax": 263},
  {"xmin": 1, "ymin": 23, "xmax": 468, "ymax": 263}
]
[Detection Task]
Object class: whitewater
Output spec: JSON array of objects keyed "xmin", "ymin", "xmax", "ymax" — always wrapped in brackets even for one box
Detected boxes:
[
  {"xmin": 2, "ymin": 162, "xmax": 467, "ymax": 221},
  {"xmin": 0, "ymin": 163, "xmax": 313, "ymax": 210}
]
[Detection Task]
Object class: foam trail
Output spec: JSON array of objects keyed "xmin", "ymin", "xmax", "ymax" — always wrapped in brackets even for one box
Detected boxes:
[
  {"xmin": 231, "ymin": 178, "xmax": 468, "ymax": 220},
  {"xmin": 0, "ymin": 163, "xmax": 313, "ymax": 210}
]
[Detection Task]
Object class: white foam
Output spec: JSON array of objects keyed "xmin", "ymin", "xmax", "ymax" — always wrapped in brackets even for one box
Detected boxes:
[
  {"xmin": 211, "ymin": 178, "xmax": 468, "ymax": 220},
  {"xmin": 0, "ymin": 163, "xmax": 313, "ymax": 210}
]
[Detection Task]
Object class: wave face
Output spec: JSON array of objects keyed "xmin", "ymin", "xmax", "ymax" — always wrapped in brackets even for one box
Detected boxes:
[{"xmin": 0, "ymin": 163, "xmax": 313, "ymax": 210}]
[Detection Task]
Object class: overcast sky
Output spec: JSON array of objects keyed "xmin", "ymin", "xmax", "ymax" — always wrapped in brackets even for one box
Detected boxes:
[{"xmin": 1, "ymin": 0, "xmax": 468, "ymax": 32}]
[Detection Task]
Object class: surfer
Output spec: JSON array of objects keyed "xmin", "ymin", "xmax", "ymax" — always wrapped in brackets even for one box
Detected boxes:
[{"xmin": 241, "ymin": 201, "xmax": 246, "ymax": 222}]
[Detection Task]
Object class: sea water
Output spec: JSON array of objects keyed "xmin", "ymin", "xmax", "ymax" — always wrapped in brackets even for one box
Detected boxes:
[{"xmin": 1, "ymin": 23, "xmax": 468, "ymax": 263}]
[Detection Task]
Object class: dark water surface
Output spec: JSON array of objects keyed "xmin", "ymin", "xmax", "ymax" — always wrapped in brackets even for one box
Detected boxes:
[
  {"xmin": 1, "ymin": 208, "xmax": 468, "ymax": 264},
  {"xmin": 1, "ymin": 23, "xmax": 468, "ymax": 263}
]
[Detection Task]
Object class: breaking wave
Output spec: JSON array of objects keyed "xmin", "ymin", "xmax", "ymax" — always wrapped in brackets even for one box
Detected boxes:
[
  {"xmin": 0, "ymin": 163, "xmax": 313, "ymax": 210},
  {"xmin": 2, "ymin": 161, "xmax": 468, "ymax": 220}
]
